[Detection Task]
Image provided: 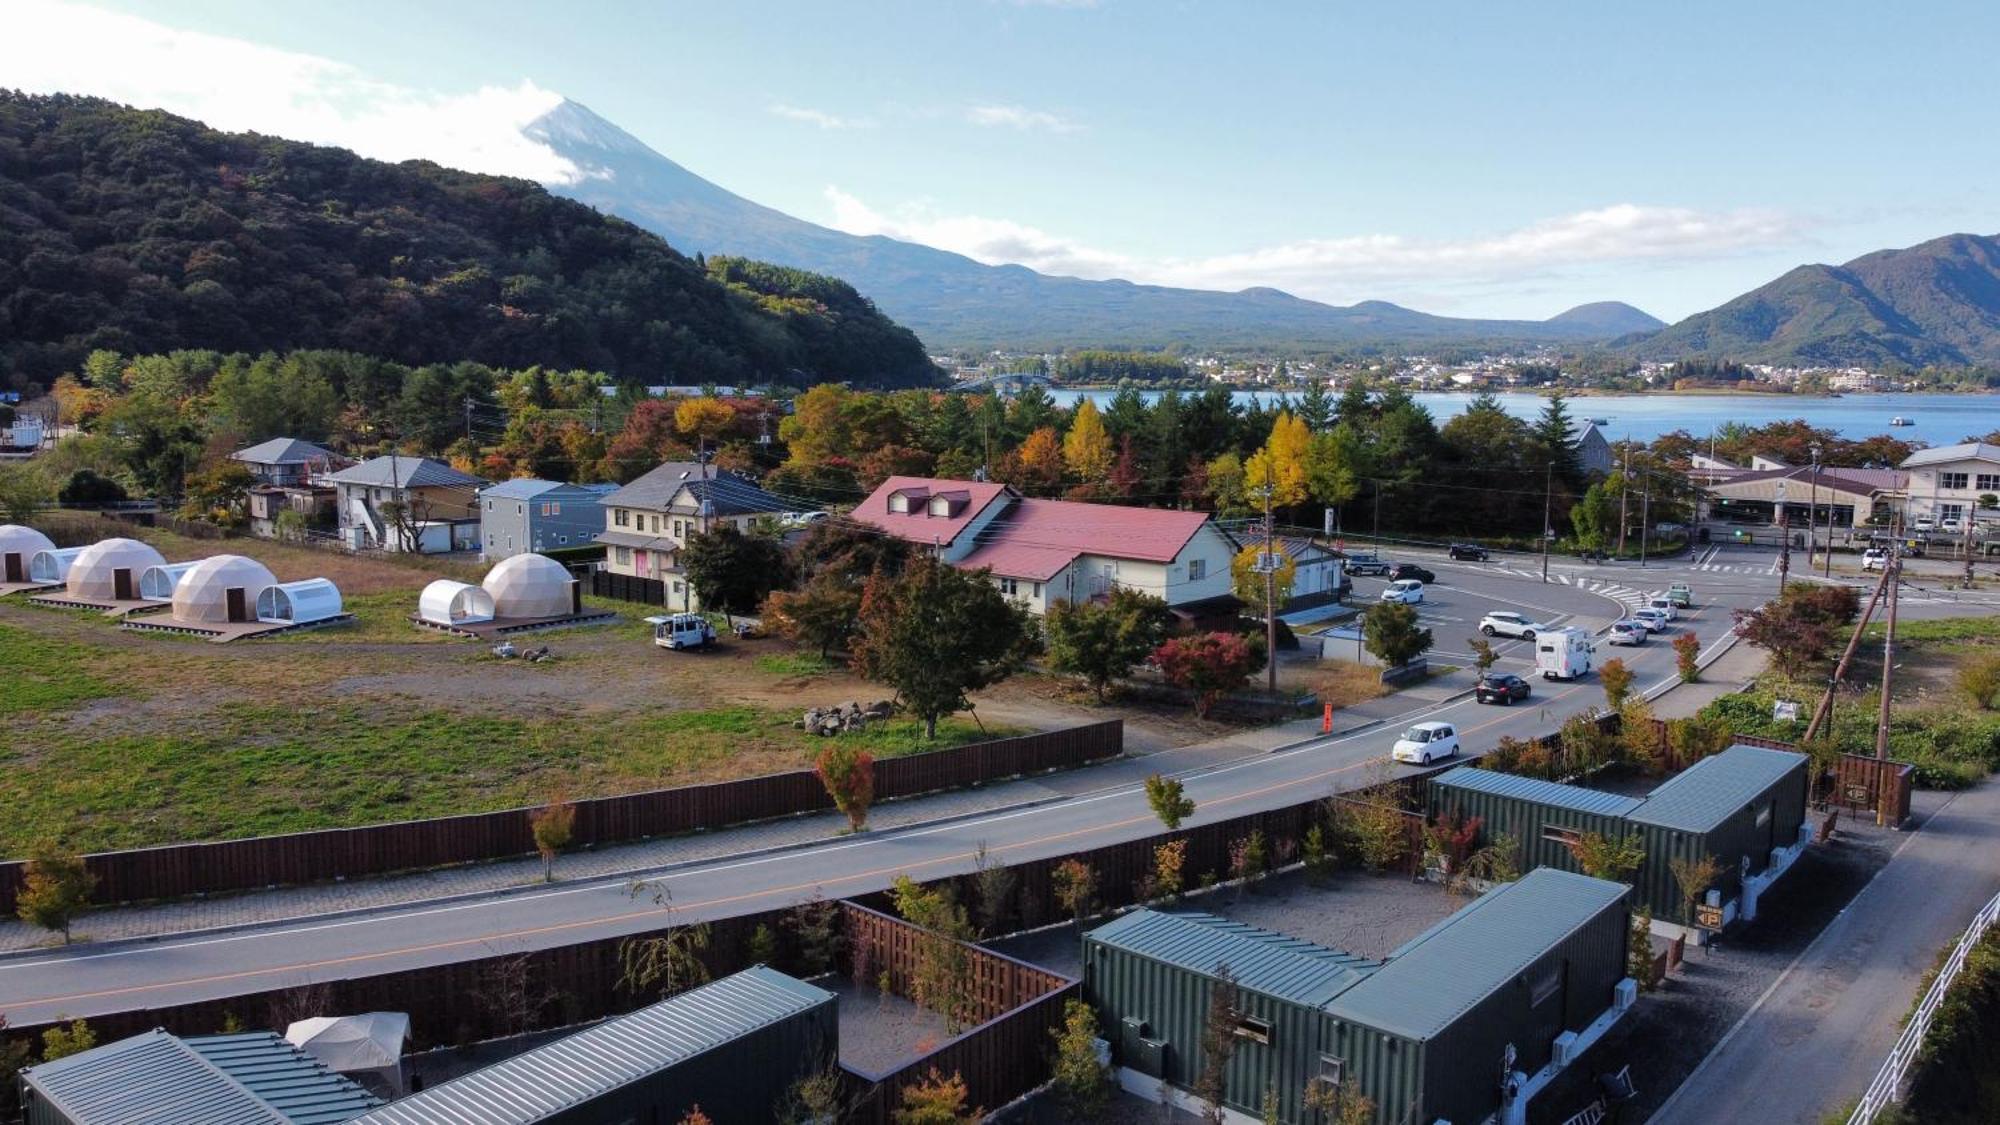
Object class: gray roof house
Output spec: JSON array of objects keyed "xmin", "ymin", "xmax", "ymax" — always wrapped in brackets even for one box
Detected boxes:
[
  {"xmin": 595, "ymin": 463, "xmax": 791, "ymax": 610},
  {"xmin": 1572, "ymin": 421, "xmax": 1615, "ymax": 477},
  {"xmin": 232, "ymin": 438, "xmax": 344, "ymax": 486},
  {"xmin": 478, "ymin": 479, "xmax": 618, "ymax": 561},
  {"xmin": 19, "ymin": 1029, "xmax": 382, "ymax": 1125},
  {"xmin": 324, "ymin": 456, "xmax": 486, "ymax": 554},
  {"xmin": 1083, "ymin": 869, "xmax": 1633, "ymax": 1125}
]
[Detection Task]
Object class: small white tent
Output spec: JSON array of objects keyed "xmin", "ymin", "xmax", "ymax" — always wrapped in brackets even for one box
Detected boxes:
[
  {"xmin": 418, "ymin": 579, "xmax": 495, "ymax": 626},
  {"xmin": 139, "ymin": 560, "xmax": 203, "ymax": 601},
  {"xmin": 258, "ymin": 579, "xmax": 344, "ymax": 625},
  {"xmin": 285, "ymin": 1012, "xmax": 408, "ymax": 1094},
  {"xmin": 66, "ymin": 538, "xmax": 167, "ymax": 601},
  {"xmin": 170, "ymin": 554, "xmax": 279, "ymax": 624},
  {"xmin": 28, "ymin": 546, "xmax": 84, "ymax": 584},
  {"xmin": 482, "ymin": 552, "xmax": 577, "ymax": 619},
  {"xmin": 0, "ymin": 524, "xmax": 56, "ymax": 584}
]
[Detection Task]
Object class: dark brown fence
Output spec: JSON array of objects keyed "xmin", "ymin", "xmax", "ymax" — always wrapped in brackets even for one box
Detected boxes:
[
  {"xmin": 590, "ymin": 569, "xmax": 667, "ymax": 605},
  {"xmin": 1825, "ymin": 753, "xmax": 1914, "ymax": 826},
  {"xmin": 0, "ymin": 721, "xmax": 1123, "ymax": 911}
]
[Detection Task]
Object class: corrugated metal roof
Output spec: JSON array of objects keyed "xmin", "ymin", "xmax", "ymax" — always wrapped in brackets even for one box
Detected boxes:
[
  {"xmin": 233, "ymin": 438, "xmax": 337, "ymax": 466},
  {"xmin": 352, "ymin": 968, "xmax": 832, "ymax": 1124},
  {"xmin": 21, "ymin": 1029, "xmax": 379, "ymax": 1125},
  {"xmin": 1627, "ymin": 745, "xmax": 1808, "ymax": 832},
  {"xmin": 188, "ymin": 1034, "xmax": 385, "ymax": 1125},
  {"xmin": 957, "ymin": 540, "xmax": 1079, "ymax": 581},
  {"xmin": 1431, "ymin": 767, "xmax": 1646, "ymax": 818},
  {"xmin": 849, "ymin": 475, "xmax": 1017, "ymax": 549},
  {"xmin": 600, "ymin": 462, "xmax": 788, "ymax": 516},
  {"xmin": 1085, "ymin": 910, "xmax": 1379, "ymax": 1007},
  {"xmin": 1326, "ymin": 869, "xmax": 1628, "ymax": 1041},
  {"xmin": 325, "ymin": 456, "xmax": 485, "ymax": 490},
  {"xmin": 1902, "ymin": 441, "xmax": 2000, "ymax": 468}
]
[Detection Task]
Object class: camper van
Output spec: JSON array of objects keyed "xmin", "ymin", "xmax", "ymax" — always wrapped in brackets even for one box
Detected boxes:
[
  {"xmin": 1534, "ymin": 626, "xmax": 1594, "ymax": 681},
  {"xmin": 645, "ymin": 612, "xmax": 717, "ymax": 651}
]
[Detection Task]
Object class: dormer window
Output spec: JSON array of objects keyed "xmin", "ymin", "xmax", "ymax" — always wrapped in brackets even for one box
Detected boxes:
[{"xmin": 888, "ymin": 486, "xmax": 930, "ymax": 514}]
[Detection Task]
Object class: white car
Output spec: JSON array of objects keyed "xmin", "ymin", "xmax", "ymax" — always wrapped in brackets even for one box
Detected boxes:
[
  {"xmin": 1940, "ymin": 517, "xmax": 1964, "ymax": 534},
  {"xmin": 1392, "ymin": 721, "xmax": 1460, "ymax": 765},
  {"xmin": 1861, "ymin": 548, "xmax": 1888, "ymax": 571},
  {"xmin": 1914, "ymin": 517, "xmax": 1936, "ymax": 533},
  {"xmin": 1380, "ymin": 579, "xmax": 1425, "ymax": 604},
  {"xmin": 1479, "ymin": 611, "xmax": 1545, "ymax": 640},
  {"xmin": 1645, "ymin": 596, "xmax": 1679, "ymax": 621},
  {"xmin": 1631, "ymin": 608, "xmax": 1671, "ymax": 633},
  {"xmin": 1607, "ymin": 620, "xmax": 1648, "ymax": 646}
]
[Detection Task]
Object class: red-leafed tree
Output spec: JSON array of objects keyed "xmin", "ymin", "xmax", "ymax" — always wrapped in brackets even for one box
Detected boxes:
[
  {"xmin": 1151, "ymin": 632, "xmax": 1262, "ymax": 718},
  {"xmin": 1733, "ymin": 583, "xmax": 1859, "ymax": 679},
  {"xmin": 816, "ymin": 743, "xmax": 876, "ymax": 831}
]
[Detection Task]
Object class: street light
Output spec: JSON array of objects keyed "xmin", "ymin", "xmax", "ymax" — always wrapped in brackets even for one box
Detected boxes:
[
  {"xmin": 1541, "ymin": 462, "xmax": 1554, "ymax": 583},
  {"xmin": 1776, "ymin": 479, "xmax": 1790, "ymax": 594}
]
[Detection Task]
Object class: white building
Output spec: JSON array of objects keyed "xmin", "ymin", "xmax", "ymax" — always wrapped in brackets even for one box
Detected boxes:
[{"xmin": 1900, "ymin": 442, "xmax": 2000, "ymax": 528}]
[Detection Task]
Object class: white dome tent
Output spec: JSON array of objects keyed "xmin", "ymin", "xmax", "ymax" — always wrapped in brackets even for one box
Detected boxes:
[
  {"xmin": 0, "ymin": 524, "xmax": 55, "ymax": 584},
  {"xmin": 258, "ymin": 579, "xmax": 345, "ymax": 625},
  {"xmin": 418, "ymin": 580, "xmax": 495, "ymax": 626},
  {"xmin": 28, "ymin": 546, "xmax": 84, "ymax": 584},
  {"xmin": 482, "ymin": 552, "xmax": 578, "ymax": 619},
  {"xmin": 66, "ymin": 538, "xmax": 166, "ymax": 601},
  {"xmin": 139, "ymin": 561, "xmax": 202, "ymax": 601},
  {"xmin": 170, "ymin": 555, "xmax": 279, "ymax": 624},
  {"xmin": 285, "ymin": 1012, "xmax": 409, "ymax": 1096}
]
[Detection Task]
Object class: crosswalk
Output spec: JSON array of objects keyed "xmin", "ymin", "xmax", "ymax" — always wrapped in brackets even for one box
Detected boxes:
[
  {"xmin": 1486, "ymin": 566, "xmax": 1655, "ymax": 612},
  {"xmin": 1690, "ymin": 560, "xmax": 1782, "ymax": 575}
]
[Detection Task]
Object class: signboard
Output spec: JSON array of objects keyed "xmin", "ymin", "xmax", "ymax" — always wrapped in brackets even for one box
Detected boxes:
[
  {"xmin": 1772, "ymin": 699, "xmax": 1801, "ymax": 723},
  {"xmin": 1252, "ymin": 552, "xmax": 1283, "ymax": 574},
  {"xmin": 1844, "ymin": 783, "xmax": 1872, "ymax": 804},
  {"xmin": 1695, "ymin": 903, "xmax": 1724, "ymax": 930}
]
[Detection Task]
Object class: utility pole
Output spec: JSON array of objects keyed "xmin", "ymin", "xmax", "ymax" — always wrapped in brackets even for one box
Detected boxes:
[
  {"xmin": 1808, "ymin": 444, "xmax": 1822, "ymax": 577},
  {"xmin": 1540, "ymin": 461, "xmax": 1553, "ymax": 583},
  {"xmin": 1775, "ymin": 480, "xmax": 1790, "ymax": 595},
  {"xmin": 1803, "ymin": 562, "xmax": 1891, "ymax": 744},
  {"xmin": 1874, "ymin": 544, "xmax": 1901, "ymax": 827},
  {"xmin": 1616, "ymin": 446, "xmax": 1630, "ymax": 556},
  {"xmin": 1964, "ymin": 506, "xmax": 1978, "ymax": 589},
  {"xmin": 1638, "ymin": 488, "xmax": 1651, "ymax": 569},
  {"xmin": 463, "ymin": 397, "xmax": 474, "ymax": 443},
  {"xmin": 1261, "ymin": 484, "xmax": 1279, "ymax": 694}
]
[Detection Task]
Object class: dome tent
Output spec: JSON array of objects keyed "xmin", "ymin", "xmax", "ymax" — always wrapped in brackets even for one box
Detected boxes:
[
  {"xmin": 258, "ymin": 579, "xmax": 344, "ymax": 625},
  {"xmin": 170, "ymin": 555, "xmax": 279, "ymax": 624},
  {"xmin": 29, "ymin": 547, "xmax": 84, "ymax": 584},
  {"xmin": 482, "ymin": 552, "xmax": 578, "ymax": 619},
  {"xmin": 66, "ymin": 538, "xmax": 166, "ymax": 601},
  {"xmin": 139, "ymin": 561, "xmax": 202, "ymax": 601},
  {"xmin": 418, "ymin": 580, "xmax": 495, "ymax": 626},
  {"xmin": 0, "ymin": 524, "xmax": 55, "ymax": 583}
]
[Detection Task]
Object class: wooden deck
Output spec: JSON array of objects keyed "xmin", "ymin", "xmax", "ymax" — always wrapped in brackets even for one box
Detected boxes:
[
  {"xmin": 406, "ymin": 609, "xmax": 618, "ymax": 639},
  {"xmin": 0, "ymin": 581, "xmax": 62, "ymax": 598},
  {"xmin": 119, "ymin": 613, "xmax": 356, "ymax": 644},
  {"xmin": 26, "ymin": 594, "xmax": 168, "ymax": 618}
]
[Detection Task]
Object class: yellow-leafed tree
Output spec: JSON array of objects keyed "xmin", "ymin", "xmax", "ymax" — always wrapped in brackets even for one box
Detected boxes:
[
  {"xmin": 673, "ymin": 397, "xmax": 737, "ymax": 446},
  {"xmin": 1062, "ymin": 397, "xmax": 1114, "ymax": 483},
  {"xmin": 1245, "ymin": 411, "xmax": 1310, "ymax": 507}
]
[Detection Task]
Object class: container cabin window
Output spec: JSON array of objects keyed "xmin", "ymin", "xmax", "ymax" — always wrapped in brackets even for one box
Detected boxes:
[
  {"xmin": 1755, "ymin": 802, "xmax": 1772, "ymax": 828},
  {"xmin": 1229, "ymin": 1010, "xmax": 1272, "ymax": 1045},
  {"xmin": 1542, "ymin": 825, "xmax": 1583, "ymax": 848},
  {"xmin": 1318, "ymin": 1054, "xmax": 1345, "ymax": 1087},
  {"xmin": 1529, "ymin": 961, "xmax": 1563, "ymax": 1007}
]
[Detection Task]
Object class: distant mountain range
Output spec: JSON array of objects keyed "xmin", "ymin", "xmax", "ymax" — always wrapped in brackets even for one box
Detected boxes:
[
  {"xmin": 1622, "ymin": 233, "xmax": 2000, "ymax": 368},
  {"xmin": 528, "ymin": 100, "xmax": 1665, "ymax": 353}
]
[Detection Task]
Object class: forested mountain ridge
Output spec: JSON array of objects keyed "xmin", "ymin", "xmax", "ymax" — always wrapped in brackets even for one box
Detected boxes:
[
  {"xmin": 1622, "ymin": 233, "xmax": 2000, "ymax": 366},
  {"xmin": 529, "ymin": 99, "xmax": 1663, "ymax": 352},
  {"xmin": 0, "ymin": 92, "xmax": 939, "ymax": 391}
]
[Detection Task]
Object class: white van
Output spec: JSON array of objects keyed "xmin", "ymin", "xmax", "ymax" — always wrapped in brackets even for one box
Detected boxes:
[
  {"xmin": 1535, "ymin": 626, "xmax": 1594, "ymax": 681},
  {"xmin": 645, "ymin": 612, "xmax": 716, "ymax": 650}
]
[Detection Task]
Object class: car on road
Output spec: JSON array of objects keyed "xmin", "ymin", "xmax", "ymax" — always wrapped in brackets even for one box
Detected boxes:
[
  {"xmin": 1344, "ymin": 552, "xmax": 1391, "ymax": 576},
  {"xmin": 1475, "ymin": 672, "xmax": 1531, "ymax": 705},
  {"xmin": 1862, "ymin": 547, "xmax": 1888, "ymax": 571},
  {"xmin": 1391, "ymin": 721, "xmax": 1460, "ymax": 765},
  {"xmin": 1606, "ymin": 620, "xmax": 1648, "ymax": 646},
  {"xmin": 1390, "ymin": 563, "xmax": 1436, "ymax": 583},
  {"xmin": 1479, "ymin": 611, "xmax": 1545, "ymax": 639},
  {"xmin": 1632, "ymin": 607, "xmax": 1671, "ymax": 633},
  {"xmin": 1448, "ymin": 543, "xmax": 1490, "ymax": 561},
  {"xmin": 1380, "ymin": 578, "xmax": 1425, "ymax": 604},
  {"xmin": 1646, "ymin": 596, "xmax": 1679, "ymax": 621},
  {"xmin": 1667, "ymin": 583, "xmax": 1694, "ymax": 608}
]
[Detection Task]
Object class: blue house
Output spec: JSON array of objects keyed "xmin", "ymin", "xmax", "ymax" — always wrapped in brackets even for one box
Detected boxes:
[{"xmin": 479, "ymin": 479, "xmax": 618, "ymax": 560}]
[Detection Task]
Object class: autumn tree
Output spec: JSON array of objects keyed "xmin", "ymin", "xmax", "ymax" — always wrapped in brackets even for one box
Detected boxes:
[
  {"xmin": 1042, "ymin": 588, "xmax": 1172, "ymax": 701},
  {"xmin": 1231, "ymin": 542, "xmax": 1297, "ymax": 617},
  {"xmin": 1152, "ymin": 631, "xmax": 1262, "ymax": 718},
  {"xmin": 1245, "ymin": 411, "xmax": 1310, "ymax": 510},
  {"xmin": 1468, "ymin": 636, "xmax": 1499, "ymax": 672},
  {"xmin": 1566, "ymin": 831, "xmax": 1645, "ymax": 882},
  {"xmin": 1674, "ymin": 631, "xmax": 1701, "ymax": 682},
  {"xmin": 893, "ymin": 1067, "xmax": 978, "ymax": 1124},
  {"xmin": 851, "ymin": 557, "xmax": 1036, "ymax": 738},
  {"xmin": 681, "ymin": 524, "xmax": 791, "ymax": 618},
  {"xmin": 1670, "ymin": 854, "xmax": 1724, "ymax": 927},
  {"xmin": 1362, "ymin": 601, "xmax": 1432, "ymax": 667},
  {"xmin": 1195, "ymin": 966, "xmax": 1241, "ymax": 1123},
  {"xmin": 528, "ymin": 791, "xmax": 576, "ymax": 882},
  {"xmin": 1052, "ymin": 858, "xmax": 1097, "ymax": 922},
  {"xmin": 1015, "ymin": 426, "xmax": 1065, "ymax": 494},
  {"xmin": 673, "ymin": 396, "xmax": 737, "ymax": 448},
  {"xmin": 1600, "ymin": 658, "xmax": 1635, "ymax": 709},
  {"xmin": 816, "ymin": 743, "xmax": 876, "ymax": 830},
  {"xmin": 17, "ymin": 845, "xmax": 96, "ymax": 944},
  {"xmin": 1145, "ymin": 773, "xmax": 1196, "ymax": 829},
  {"xmin": 1734, "ymin": 583, "xmax": 1859, "ymax": 679},
  {"xmin": 890, "ymin": 875, "xmax": 978, "ymax": 1032},
  {"xmin": 1062, "ymin": 397, "xmax": 1114, "ymax": 483},
  {"xmin": 1049, "ymin": 997, "xmax": 1113, "ymax": 1115}
]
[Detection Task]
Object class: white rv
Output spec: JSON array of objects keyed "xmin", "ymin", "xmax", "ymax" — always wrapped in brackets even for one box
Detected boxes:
[{"xmin": 1534, "ymin": 626, "xmax": 1594, "ymax": 681}]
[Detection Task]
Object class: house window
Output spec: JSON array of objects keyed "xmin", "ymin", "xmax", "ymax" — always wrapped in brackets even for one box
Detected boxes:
[
  {"xmin": 614, "ymin": 546, "xmax": 631, "ymax": 565},
  {"xmin": 615, "ymin": 509, "xmax": 629, "ymax": 528},
  {"xmin": 1941, "ymin": 503, "xmax": 1965, "ymax": 520},
  {"xmin": 998, "ymin": 577, "xmax": 1019, "ymax": 596},
  {"xmin": 672, "ymin": 581, "xmax": 683, "ymax": 593},
  {"xmin": 1978, "ymin": 474, "xmax": 1999, "ymax": 491},
  {"xmin": 486, "ymin": 534, "xmax": 494, "ymax": 547},
  {"xmin": 485, "ymin": 500, "xmax": 494, "ymax": 512},
  {"xmin": 517, "ymin": 504, "xmax": 524, "ymax": 515},
  {"xmin": 1942, "ymin": 472, "xmax": 1970, "ymax": 490},
  {"xmin": 1033, "ymin": 582, "xmax": 1042, "ymax": 598},
  {"xmin": 559, "ymin": 535, "xmax": 569, "ymax": 545},
  {"xmin": 1229, "ymin": 1010, "xmax": 1272, "ymax": 1045},
  {"xmin": 1188, "ymin": 558, "xmax": 1207, "ymax": 581},
  {"xmin": 1542, "ymin": 825, "xmax": 1583, "ymax": 848}
]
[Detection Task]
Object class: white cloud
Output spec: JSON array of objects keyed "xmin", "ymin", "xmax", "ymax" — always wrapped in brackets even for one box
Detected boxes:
[
  {"xmin": 769, "ymin": 104, "xmax": 875, "ymax": 130},
  {"xmin": 966, "ymin": 104, "xmax": 1081, "ymax": 133},
  {"xmin": 0, "ymin": 0, "xmax": 584, "ymax": 183},
  {"xmin": 823, "ymin": 188, "xmax": 1807, "ymax": 303}
]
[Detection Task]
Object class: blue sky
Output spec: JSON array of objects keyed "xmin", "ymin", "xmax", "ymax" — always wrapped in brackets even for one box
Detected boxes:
[{"xmin": 8, "ymin": 0, "xmax": 1997, "ymax": 321}]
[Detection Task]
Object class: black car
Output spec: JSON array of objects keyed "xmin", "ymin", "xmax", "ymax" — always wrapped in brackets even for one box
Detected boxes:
[
  {"xmin": 1475, "ymin": 673, "xmax": 1532, "ymax": 705},
  {"xmin": 1390, "ymin": 563, "xmax": 1436, "ymax": 584},
  {"xmin": 1448, "ymin": 543, "xmax": 1489, "ymax": 561}
]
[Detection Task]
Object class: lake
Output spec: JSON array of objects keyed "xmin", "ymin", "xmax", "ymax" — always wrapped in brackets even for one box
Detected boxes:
[{"xmin": 1043, "ymin": 389, "xmax": 1999, "ymax": 447}]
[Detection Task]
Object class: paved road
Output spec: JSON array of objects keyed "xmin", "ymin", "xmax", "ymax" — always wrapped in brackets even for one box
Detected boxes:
[
  {"xmin": 1648, "ymin": 778, "xmax": 2000, "ymax": 1125},
  {"xmin": 0, "ymin": 548, "xmax": 1780, "ymax": 1023}
]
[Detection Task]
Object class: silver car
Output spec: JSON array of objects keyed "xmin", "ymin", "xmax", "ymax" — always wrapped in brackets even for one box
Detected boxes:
[{"xmin": 1607, "ymin": 620, "xmax": 1648, "ymax": 646}]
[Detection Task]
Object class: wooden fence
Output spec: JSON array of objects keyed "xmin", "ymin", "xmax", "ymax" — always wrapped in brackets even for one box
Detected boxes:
[
  {"xmin": 590, "ymin": 569, "xmax": 668, "ymax": 606},
  {"xmin": 1824, "ymin": 753, "xmax": 1915, "ymax": 826},
  {"xmin": 0, "ymin": 721, "xmax": 1123, "ymax": 911}
]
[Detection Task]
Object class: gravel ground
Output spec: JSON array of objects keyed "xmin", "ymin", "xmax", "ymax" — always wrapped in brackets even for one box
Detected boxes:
[
  {"xmin": 824, "ymin": 977, "xmax": 955, "ymax": 1075},
  {"xmin": 1527, "ymin": 804, "xmax": 1909, "ymax": 1125}
]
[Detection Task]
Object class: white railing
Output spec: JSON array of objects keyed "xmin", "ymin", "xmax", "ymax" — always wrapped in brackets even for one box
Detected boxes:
[{"xmin": 1848, "ymin": 888, "xmax": 2000, "ymax": 1123}]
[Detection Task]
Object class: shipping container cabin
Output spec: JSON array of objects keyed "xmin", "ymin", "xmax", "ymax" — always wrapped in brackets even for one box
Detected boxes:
[
  {"xmin": 1624, "ymin": 745, "xmax": 1810, "ymax": 928},
  {"xmin": 1429, "ymin": 768, "xmax": 1644, "ymax": 876},
  {"xmin": 1083, "ymin": 869, "xmax": 1633, "ymax": 1124},
  {"xmin": 350, "ymin": 967, "xmax": 836, "ymax": 1125},
  {"xmin": 20, "ymin": 1029, "xmax": 381, "ymax": 1125}
]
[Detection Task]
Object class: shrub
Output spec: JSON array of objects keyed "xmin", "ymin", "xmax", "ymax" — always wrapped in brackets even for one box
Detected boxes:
[
  {"xmin": 17, "ymin": 846, "xmax": 96, "ymax": 944},
  {"xmin": 1152, "ymin": 839, "xmax": 1188, "ymax": 901},
  {"xmin": 1048, "ymin": 998, "xmax": 1112, "ymax": 1116},
  {"xmin": 1302, "ymin": 824, "xmax": 1332, "ymax": 883},
  {"xmin": 1338, "ymin": 798, "xmax": 1410, "ymax": 872},
  {"xmin": 1229, "ymin": 829, "xmax": 1269, "ymax": 889},
  {"xmin": 1600, "ymin": 658, "xmax": 1635, "ymax": 710},
  {"xmin": 1566, "ymin": 831, "xmax": 1646, "ymax": 881},
  {"xmin": 1629, "ymin": 909, "xmax": 1658, "ymax": 992},
  {"xmin": 815, "ymin": 743, "xmax": 876, "ymax": 831},
  {"xmin": 1053, "ymin": 859, "xmax": 1097, "ymax": 923},
  {"xmin": 1673, "ymin": 631, "xmax": 1701, "ymax": 682},
  {"xmin": 1958, "ymin": 652, "xmax": 2000, "ymax": 710},
  {"xmin": 39, "ymin": 1019, "xmax": 96, "ymax": 1062},
  {"xmin": 893, "ymin": 1067, "xmax": 978, "ymax": 1124},
  {"xmin": 1423, "ymin": 809, "xmax": 1483, "ymax": 876},
  {"xmin": 528, "ymin": 791, "xmax": 576, "ymax": 883},
  {"xmin": 1151, "ymin": 632, "xmax": 1261, "ymax": 718},
  {"xmin": 1145, "ymin": 773, "xmax": 1195, "ymax": 829}
]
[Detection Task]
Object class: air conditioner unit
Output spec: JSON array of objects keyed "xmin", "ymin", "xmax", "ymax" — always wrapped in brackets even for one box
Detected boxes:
[
  {"xmin": 1552, "ymin": 1031, "xmax": 1582, "ymax": 1068},
  {"xmin": 1615, "ymin": 978, "xmax": 1638, "ymax": 1011}
]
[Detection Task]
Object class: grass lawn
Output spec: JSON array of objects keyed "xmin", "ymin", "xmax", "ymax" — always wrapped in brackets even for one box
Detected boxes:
[
  {"xmin": 1864, "ymin": 616, "xmax": 2000, "ymax": 647},
  {"xmin": 0, "ymin": 623, "xmax": 120, "ymax": 717}
]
